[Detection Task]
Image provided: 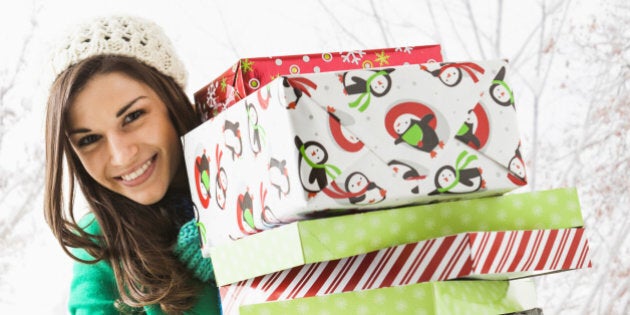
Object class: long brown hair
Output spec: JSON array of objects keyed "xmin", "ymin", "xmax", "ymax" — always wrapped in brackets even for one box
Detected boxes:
[{"xmin": 45, "ymin": 55, "xmax": 202, "ymax": 313}]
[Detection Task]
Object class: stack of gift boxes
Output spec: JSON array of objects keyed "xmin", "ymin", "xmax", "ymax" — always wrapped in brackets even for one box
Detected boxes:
[{"xmin": 182, "ymin": 45, "xmax": 592, "ymax": 314}]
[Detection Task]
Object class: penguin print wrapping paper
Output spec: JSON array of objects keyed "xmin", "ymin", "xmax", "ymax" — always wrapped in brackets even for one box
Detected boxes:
[
  {"xmin": 182, "ymin": 59, "xmax": 527, "ymax": 250},
  {"xmin": 193, "ymin": 45, "xmax": 443, "ymax": 121}
]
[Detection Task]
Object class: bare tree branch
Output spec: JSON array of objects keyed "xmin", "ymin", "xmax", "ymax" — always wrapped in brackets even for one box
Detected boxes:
[
  {"xmin": 176, "ymin": 0, "xmax": 241, "ymax": 59},
  {"xmin": 495, "ymin": 0, "xmax": 503, "ymax": 57},
  {"xmin": 442, "ymin": 2, "xmax": 473, "ymax": 58},
  {"xmin": 464, "ymin": 0, "xmax": 487, "ymax": 59},
  {"xmin": 369, "ymin": 0, "xmax": 390, "ymax": 47},
  {"xmin": 0, "ymin": 165, "xmax": 45, "ymax": 240},
  {"xmin": 510, "ymin": 20, "xmax": 544, "ymax": 70},
  {"xmin": 0, "ymin": 2, "xmax": 41, "ymax": 148},
  {"xmin": 581, "ymin": 194, "xmax": 630, "ymax": 314},
  {"xmin": 211, "ymin": 0, "xmax": 240, "ymax": 57},
  {"xmin": 316, "ymin": 0, "xmax": 366, "ymax": 48},
  {"xmin": 536, "ymin": 1, "xmax": 546, "ymax": 76},
  {"xmin": 425, "ymin": 0, "xmax": 445, "ymax": 58}
]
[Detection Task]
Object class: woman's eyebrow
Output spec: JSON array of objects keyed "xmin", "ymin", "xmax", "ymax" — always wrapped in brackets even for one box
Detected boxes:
[
  {"xmin": 68, "ymin": 96, "xmax": 148, "ymax": 136},
  {"xmin": 68, "ymin": 127, "xmax": 91, "ymax": 136},
  {"xmin": 116, "ymin": 96, "xmax": 147, "ymax": 117}
]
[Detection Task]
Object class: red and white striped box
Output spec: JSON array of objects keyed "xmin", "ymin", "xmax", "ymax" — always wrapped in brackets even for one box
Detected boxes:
[{"xmin": 219, "ymin": 228, "xmax": 591, "ymax": 315}]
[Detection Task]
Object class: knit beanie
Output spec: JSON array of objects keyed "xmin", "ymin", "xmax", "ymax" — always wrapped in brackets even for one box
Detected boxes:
[{"xmin": 49, "ymin": 15, "xmax": 187, "ymax": 89}]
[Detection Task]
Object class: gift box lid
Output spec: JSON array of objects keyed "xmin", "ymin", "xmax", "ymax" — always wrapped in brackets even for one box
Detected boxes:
[{"xmin": 193, "ymin": 45, "xmax": 443, "ymax": 119}]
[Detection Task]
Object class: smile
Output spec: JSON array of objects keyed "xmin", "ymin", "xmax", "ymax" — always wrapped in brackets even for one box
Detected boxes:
[{"xmin": 118, "ymin": 155, "xmax": 157, "ymax": 184}]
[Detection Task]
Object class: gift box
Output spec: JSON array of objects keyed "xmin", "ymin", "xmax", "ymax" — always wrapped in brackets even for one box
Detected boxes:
[
  {"xmin": 194, "ymin": 45, "xmax": 443, "ymax": 120},
  {"xmin": 183, "ymin": 59, "xmax": 528, "ymax": 246},
  {"xmin": 218, "ymin": 227, "xmax": 590, "ymax": 313},
  {"xmin": 207, "ymin": 188, "xmax": 584, "ymax": 286},
  {"xmin": 237, "ymin": 279, "xmax": 538, "ymax": 315}
]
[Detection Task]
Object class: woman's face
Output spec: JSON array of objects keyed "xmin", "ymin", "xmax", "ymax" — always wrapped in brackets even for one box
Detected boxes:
[{"xmin": 67, "ymin": 72, "xmax": 182, "ymax": 205}]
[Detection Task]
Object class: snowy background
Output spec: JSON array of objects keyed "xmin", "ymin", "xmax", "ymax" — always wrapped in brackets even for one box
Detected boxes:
[{"xmin": 1, "ymin": 0, "xmax": 628, "ymax": 314}]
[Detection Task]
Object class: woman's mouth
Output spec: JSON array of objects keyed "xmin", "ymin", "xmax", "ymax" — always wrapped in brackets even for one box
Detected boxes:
[{"xmin": 117, "ymin": 155, "xmax": 157, "ymax": 186}]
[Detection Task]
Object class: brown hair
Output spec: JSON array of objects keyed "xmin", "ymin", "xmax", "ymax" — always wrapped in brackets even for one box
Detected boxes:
[{"xmin": 45, "ymin": 55, "xmax": 202, "ymax": 313}]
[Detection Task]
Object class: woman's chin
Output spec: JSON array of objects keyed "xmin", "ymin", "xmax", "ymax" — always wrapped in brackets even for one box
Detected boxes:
[{"xmin": 124, "ymin": 190, "xmax": 167, "ymax": 206}]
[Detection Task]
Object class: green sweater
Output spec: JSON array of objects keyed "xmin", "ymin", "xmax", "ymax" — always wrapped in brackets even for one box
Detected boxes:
[{"xmin": 69, "ymin": 214, "xmax": 221, "ymax": 314}]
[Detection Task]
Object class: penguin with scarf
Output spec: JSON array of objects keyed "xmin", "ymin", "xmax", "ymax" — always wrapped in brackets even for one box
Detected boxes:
[
  {"xmin": 343, "ymin": 68, "xmax": 395, "ymax": 112},
  {"xmin": 429, "ymin": 150, "xmax": 485, "ymax": 196}
]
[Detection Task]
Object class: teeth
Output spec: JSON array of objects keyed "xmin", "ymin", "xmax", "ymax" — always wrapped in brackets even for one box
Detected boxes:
[{"xmin": 121, "ymin": 159, "xmax": 152, "ymax": 182}]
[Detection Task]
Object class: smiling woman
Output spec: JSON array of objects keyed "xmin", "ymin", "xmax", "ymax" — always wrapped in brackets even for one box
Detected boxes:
[
  {"xmin": 67, "ymin": 72, "xmax": 183, "ymax": 206},
  {"xmin": 43, "ymin": 16, "xmax": 220, "ymax": 314}
]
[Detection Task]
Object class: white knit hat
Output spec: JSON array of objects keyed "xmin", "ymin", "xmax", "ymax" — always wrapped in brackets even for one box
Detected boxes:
[{"xmin": 50, "ymin": 15, "xmax": 187, "ymax": 88}]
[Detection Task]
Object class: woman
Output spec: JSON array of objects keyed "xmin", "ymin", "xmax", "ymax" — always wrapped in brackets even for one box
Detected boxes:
[{"xmin": 44, "ymin": 15, "xmax": 220, "ymax": 314}]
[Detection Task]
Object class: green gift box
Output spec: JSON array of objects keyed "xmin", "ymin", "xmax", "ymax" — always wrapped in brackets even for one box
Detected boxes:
[
  {"xmin": 210, "ymin": 188, "xmax": 583, "ymax": 286},
  {"xmin": 239, "ymin": 279, "xmax": 538, "ymax": 315}
]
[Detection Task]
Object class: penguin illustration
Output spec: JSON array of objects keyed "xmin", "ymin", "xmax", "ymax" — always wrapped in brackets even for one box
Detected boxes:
[
  {"xmin": 387, "ymin": 159, "xmax": 427, "ymax": 194},
  {"xmin": 422, "ymin": 62, "xmax": 485, "ymax": 86},
  {"xmin": 259, "ymin": 182, "xmax": 285, "ymax": 227},
  {"xmin": 194, "ymin": 149, "xmax": 211, "ymax": 208},
  {"xmin": 394, "ymin": 114, "xmax": 441, "ymax": 156},
  {"xmin": 215, "ymin": 168, "xmax": 227, "ymax": 209},
  {"xmin": 295, "ymin": 135, "xmax": 340, "ymax": 198},
  {"xmin": 385, "ymin": 102, "xmax": 445, "ymax": 158},
  {"xmin": 268, "ymin": 157, "xmax": 290, "ymax": 199},
  {"xmin": 246, "ymin": 101, "xmax": 264, "ymax": 156},
  {"xmin": 223, "ymin": 120, "xmax": 242, "ymax": 160},
  {"xmin": 455, "ymin": 103, "xmax": 490, "ymax": 150},
  {"xmin": 344, "ymin": 172, "xmax": 386, "ymax": 205},
  {"xmin": 507, "ymin": 144, "xmax": 527, "ymax": 186},
  {"xmin": 321, "ymin": 176, "xmax": 386, "ymax": 206},
  {"xmin": 489, "ymin": 67, "xmax": 515, "ymax": 108},
  {"xmin": 214, "ymin": 145, "xmax": 227, "ymax": 210},
  {"xmin": 257, "ymin": 87, "xmax": 271, "ymax": 110},
  {"xmin": 342, "ymin": 68, "xmax": 394, "ymax": 112},
  {"xmin": 327, "ymin": 106, "xmax": 364, "ymax": 152},
  {"xmin": 235, "ymin": 189, "xmax": 261, "ymax": 236},
  {"xmin": 429, "ymin": 151, "xmax": 486, "ymax": 195},
  {"xmin": 455, "ymin": 109, "xmax": 481, "ymax": 148},
  {"xmin": 283, "ymin": 76, "xmax": 317, "ymax": 109}
]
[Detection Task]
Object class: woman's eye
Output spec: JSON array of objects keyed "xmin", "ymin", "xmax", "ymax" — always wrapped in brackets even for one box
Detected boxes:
[
  {"xmin": 123, "ymin": 110, "xmax": 145, "ymax": 125},
  {"xmin": 77, "ymin": 134, "xmax": 101, "ymax": 147}
]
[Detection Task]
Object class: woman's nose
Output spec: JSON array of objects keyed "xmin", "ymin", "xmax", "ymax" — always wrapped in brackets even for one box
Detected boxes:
[{"xmin": 108, "ymin": 132, "xmax": 138, "ymax": 166}]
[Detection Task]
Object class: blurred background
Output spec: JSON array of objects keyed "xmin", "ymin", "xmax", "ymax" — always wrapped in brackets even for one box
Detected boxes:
[{"xmin": 0, "ymin": 0, "xmax": 628, "ymax": 313}]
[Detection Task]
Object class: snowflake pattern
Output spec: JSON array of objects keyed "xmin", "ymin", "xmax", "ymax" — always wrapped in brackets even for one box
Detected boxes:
[
  {"xmin": 374, "ymin": 50, "xmax": 391, "ymax": 66},
  {"xmin": 205, "ymin": 81, "xmax": 230, "ymax": 113},
  {"xmin": 205, "ymin": 82, "xmax": 218, "ymax": 107},
  {"xmin": 341, "ymin": 50, "xmax": 366, "ymax": 64},
  {"xmin": 241, "ymin": 58, "xmax": 254, "ymax": 73}
]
